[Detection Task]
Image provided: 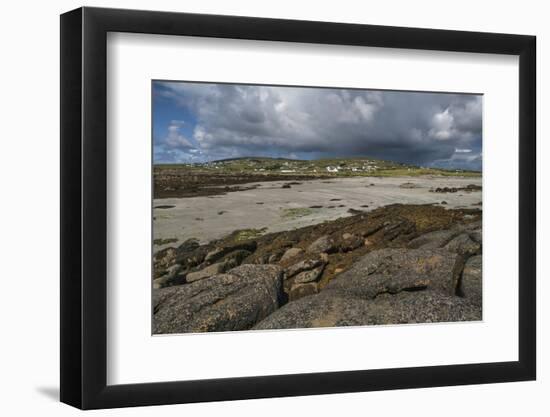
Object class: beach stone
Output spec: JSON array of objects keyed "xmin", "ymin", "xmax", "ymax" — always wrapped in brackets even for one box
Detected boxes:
[
  {"xmin": 307, "ymin": 235, "xmax": 337, "ymax": 254},
  {"xmin": 176, "ymin": 238, "xmax": 200, "ymax": 253},
  {"xmin": 399, "ymin": 182, "xmax": 420, "ymax": 189},
  {"xmin": 293, "ymin": 265, "xmax": 324, "ymax": 284},
  {"xmin": 220, "ymin": 249, "xmax": 252, "ymax": 266},
  {"xmin": 408, "ymin": 229, "xmax": 460, "ymax": 249},
  {"xmin": 280, "ymin": 247, "xmax": 304, "ymax": 262},
  {"xmin": 185, "ymin": 262, "xmax": 226, "ymax": 283},
  {"xmin": 339, "ymin": 233, "xmax": 363, "ymax": 252},
  {"xmin": 153, "ymin": 264, "xmax": 184, "ymax": 289},
  {"xmin": 469, "ymin": 229, "xmax": 482, "ymax": 244},
  {"xmin": 153, "ymin": 247, "xmax": 177, "ymax": 270},
  {"xmin": 171, "ymin": 238, "xmax": 207, "ymax": 267},
  {"xmin": 289, "ymin": 282, "xmax": 319, "ymax": 301},
  {"xmin": 153, "ymin": 264, "xmax": 284, "ymax": 334},
  {"xmin": 286, "ymin": 258, "xmax": 325, "ymax": 278},
  {"xmin": 204, "ymin": 241, "xmax": 257, "ymax": 263},
  {"xmin": 444, "ymin": 233, "xmax": 480, "ymax": 256},
  {"xmin": 204, "ymin": 248, "xmax": 227, "ymax": 263}
]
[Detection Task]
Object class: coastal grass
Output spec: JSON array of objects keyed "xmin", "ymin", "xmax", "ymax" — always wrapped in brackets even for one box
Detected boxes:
[
  {"xmin": 153, "ymin": 237, "xmax": 179, "ymax": 246},
  {"xmin": 281, "ymin": 207, "xmax": 316, "ymax": 220}
]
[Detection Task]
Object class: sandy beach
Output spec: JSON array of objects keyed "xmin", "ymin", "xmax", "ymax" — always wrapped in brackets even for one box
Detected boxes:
[{"xmin": 153, "ymin": 176, "xmax": 482, "ymax": 250}]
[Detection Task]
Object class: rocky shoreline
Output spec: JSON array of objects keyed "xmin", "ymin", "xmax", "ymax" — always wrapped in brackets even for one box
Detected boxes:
[
  {"xmin": 154, "ymin": 169, "xmax": 326, "ymax": 199},
  {"xmin": 153, "ymin": 204, "xmax": 482, "ymax": 334}
]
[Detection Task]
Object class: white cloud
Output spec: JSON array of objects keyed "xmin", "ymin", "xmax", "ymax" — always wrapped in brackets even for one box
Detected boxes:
[
  {"xmin": 164, "ymin": 120, "xmax": 194, "ymax": 149},
  {"xmin": 429, "ymin": 108, "xmax": 454, "ymax": 140}
]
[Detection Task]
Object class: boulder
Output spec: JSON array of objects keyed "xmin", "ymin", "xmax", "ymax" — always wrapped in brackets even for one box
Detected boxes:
[
  {"xmin": 461, "ymin": 222, "xmax": 482, "ymax": 244},
  {"xmin": 153, "ymin": 264, "xmax": 284, "ymax": 334},
  {"xmin": 185, "ymin": 262, "xmax": 226, "ymax": 283},
  {"xmin": 268, "ymin": 252, "xmax": 281, "ymax": 263},
  {"xmin": 153, "ymin": 247, "xmax": 177, "ymax": 270},
  {"xmin": 461, "ymin": 220, "xmax": 482, "ymax": 231},
  {"xmin": 359, "ymin": 222, "xmax": 385, "ymax": 238},
  {"xmin": 379, "ymin": 220, "xmax": 415, "ymax": 242},
  {"xmin": 408, "ymin": 229, "xmax": 459, "ymax": 249},
  {"xmin": 203, "ymin": 248, "xmax": 226, "ymax": 263},
  {"xmin": 293, "ymin": 265, "xmax": 324, "ymax": 284},
  {"xmin": 339, "ymin": 233, "xmax": 363, "ymax": 252},
  {"xmin": 307, "ymin": 235, "xmax": 337, "ymax": 254},
  {"xmin": 153, "ymin": 264, "xmax": 183, "ymax": 289},
  {"xmin": 444, "ymin": 233, "xmax": 480, "ymax": 256},
  {"xmin": 153, "ymin": 275, "xmax": 173, "ymax": 290},
  {"xmin": 176, "ymin": 238, "xmax": 200, "ymax": 253},
  {"xmin": 289, "ymin": 282, "xmax": 319, "ymax": 301},
  {"xmin": 254, "ymin": 290, "xmax": 481, "ymax": 330},
  {"xmin": 468, "ymin": 229, "xmax": 482, "ymax": 244},
  {"xmin": 220, "ymin": 249, "xmax": 252, "ymax": 266},
  {"xmin": 254, "ymin": 254, "xmax": 270, "ymax": 265},
  {"xmin": 460, "ymin": 255, "xmax": 482, "ymax": 307},
  {"xmin": 175, "ymin": 245, "xmax": 210, "ymax": 269},
  {"xmin": 326, "ymin": 248, "xmax": 464, "ymax": 297},
  {"xmin": 204, "ymin": 241, "xmax": 257, "ymax": 263},
  {"xmin": 286, "ymin": 258, "xmax": 325, "ymax": 278},
  {"xmin": 254, "ymin": 248, "xmax": 479, "ymax": 330},
  {"xmin": 280, "ymin": 247, "xmax": 304, "ymax": 262}
]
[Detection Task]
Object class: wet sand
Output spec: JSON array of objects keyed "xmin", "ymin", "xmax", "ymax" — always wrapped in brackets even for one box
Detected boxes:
[{"xmin": 153, "ymin": 176, "xmax": 482, "ymax": 251}]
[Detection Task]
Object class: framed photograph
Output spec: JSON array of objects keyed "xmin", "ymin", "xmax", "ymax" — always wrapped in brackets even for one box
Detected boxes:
[{"xmin": 60, "ymin": 6, "xmax": 536, "ymax": 409}]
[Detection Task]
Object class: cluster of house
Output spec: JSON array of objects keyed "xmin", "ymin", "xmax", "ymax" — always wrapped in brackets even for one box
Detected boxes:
[
  {"xmin": 201, "ymin": 158, "xmax": 387, "ymax": 174},
  {"xmin": 325, "ymin": 164, "xmax": 379, "ymax": 173}
]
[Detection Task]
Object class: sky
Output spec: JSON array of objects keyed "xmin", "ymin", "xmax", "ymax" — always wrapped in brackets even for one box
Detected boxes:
[{"xmin": 153, "ymin": 81, "xmax": 482, "ymax": 171}]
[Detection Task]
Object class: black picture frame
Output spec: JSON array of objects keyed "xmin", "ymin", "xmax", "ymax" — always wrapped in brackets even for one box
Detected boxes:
[{"xmin": 60, "ymin": 6, "xmax": 536, "ymax": 410}]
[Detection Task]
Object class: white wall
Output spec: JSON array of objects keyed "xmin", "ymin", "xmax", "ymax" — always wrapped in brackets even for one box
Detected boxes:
[{"xmin": 0, "ymin": 0, "xmax": 546, "ymax": 415}]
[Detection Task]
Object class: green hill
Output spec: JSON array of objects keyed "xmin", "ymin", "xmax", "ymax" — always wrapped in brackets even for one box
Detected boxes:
[{"xmin": 156, "ymin": 156, "xmax": 480, "ymax": 178}]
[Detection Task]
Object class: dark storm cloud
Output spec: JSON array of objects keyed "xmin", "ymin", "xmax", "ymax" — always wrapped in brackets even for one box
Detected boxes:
[{"xmin": 155, "ymin": 82, "xmax": 482, "ymax": 170}]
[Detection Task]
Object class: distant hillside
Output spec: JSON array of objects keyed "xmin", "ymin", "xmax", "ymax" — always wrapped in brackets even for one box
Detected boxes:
[
  {"xmin": 156, "ymin": 156, "xmax": 480, "ymax": 177},
  {"xmin": 210, "ymin": 156, "xmax": 300, "ymax": 163}
]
